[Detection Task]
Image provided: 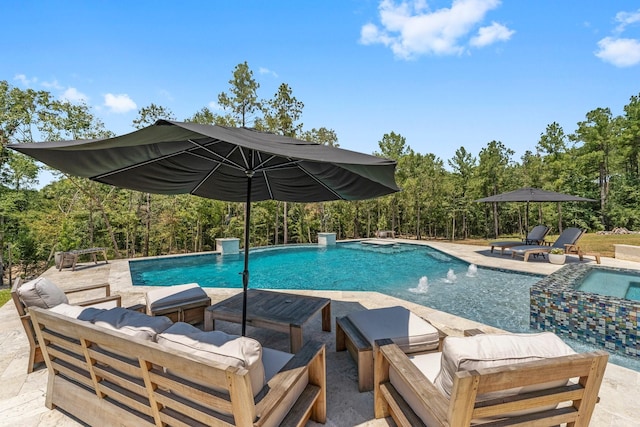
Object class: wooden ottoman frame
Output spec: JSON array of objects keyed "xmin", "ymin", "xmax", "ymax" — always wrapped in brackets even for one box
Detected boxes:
[{"xmin": 336, "ymin": 314, "xmax": 445, "ymax": 392}]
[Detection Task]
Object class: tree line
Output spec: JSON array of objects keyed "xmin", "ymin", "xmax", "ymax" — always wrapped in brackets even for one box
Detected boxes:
[{"xmin": 1, "ymin": 63, "xmax": 639, "ymax": 281}]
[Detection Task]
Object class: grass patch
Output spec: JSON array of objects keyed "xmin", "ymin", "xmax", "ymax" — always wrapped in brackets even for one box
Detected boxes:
[
  {"xmin": 456, "ymin": 233, "xmax": 640, "ymax": 258},
  {"xmin": 0, "ymin": 288, "xmax": 10, "ymax": 307}
]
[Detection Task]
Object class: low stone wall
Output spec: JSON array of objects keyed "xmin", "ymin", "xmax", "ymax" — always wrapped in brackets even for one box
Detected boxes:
[
  {"xmin": 530, "ymin": 264, "xmax": 639, "ymax": 359},
  {"xmin": 614, "ymin": 244, "xmax": 640, "ymax": 262}
]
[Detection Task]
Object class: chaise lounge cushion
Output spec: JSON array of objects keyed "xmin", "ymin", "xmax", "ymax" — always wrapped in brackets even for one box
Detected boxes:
[
  {"xmin": 156, "ymin": 322, "xmax": 266, "ymax": 397},
  {"xmin": 17, "ymin": 277, "xmax": 68, "ymax": 309},
  {"xmin": 347, "ymin": 306, "xmax": 440, "ymax": 352}
]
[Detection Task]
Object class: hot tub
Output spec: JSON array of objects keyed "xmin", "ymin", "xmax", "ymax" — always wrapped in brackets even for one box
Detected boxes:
[{"xmin": 530, "ymin": 264, "xmax": 640, "ymax": 358}]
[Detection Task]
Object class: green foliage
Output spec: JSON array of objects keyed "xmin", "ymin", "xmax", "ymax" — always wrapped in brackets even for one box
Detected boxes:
[
  {"xmin": 3, "ymin": 70, "xmax": 640, "ymax": 279},
  {"xmin": 0, "ymin": 289, "xmax": 10, "ymax": 307}
]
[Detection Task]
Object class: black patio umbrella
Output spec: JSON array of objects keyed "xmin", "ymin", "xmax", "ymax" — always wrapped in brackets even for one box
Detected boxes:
[
  {"xmin": 9, "ymin": 120, "xmax": 400, "ymax": 335},
  {"xmin": 475, "ymin": 187, "xmax": 596, "ymax": 235}
]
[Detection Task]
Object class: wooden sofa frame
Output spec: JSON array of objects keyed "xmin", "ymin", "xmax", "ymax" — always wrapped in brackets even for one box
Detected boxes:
[
  {"xmin": 29, "ymin": 306, "xmax": 327, "ymax": 427},
  {"xmin": 10, "ymin": 277, "xmax": 122, "ymax": 373},
  {"xmin": 336, "ymin": 315, "xmax": 446, "ymax": 392},
  {"xmin": 373, "ymin": 336, "xmax": 609, "ymax": 426}
]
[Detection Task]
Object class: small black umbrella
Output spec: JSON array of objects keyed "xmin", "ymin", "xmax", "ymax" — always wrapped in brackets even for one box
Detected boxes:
[
  {"xmin": 475, "ymin": 187, "xmax": 596, "ymax": 234},
  {"xmin": 10, "ymin": 120, "xmax": 400, "ymax": 334}
]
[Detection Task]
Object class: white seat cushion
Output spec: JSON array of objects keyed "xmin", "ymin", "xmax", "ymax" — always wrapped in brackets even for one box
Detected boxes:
[
  {"xmin": 347, "ymin": 306, "xmax": 439, "ymax": 352},
  {"xmin": 18, "ymin": 277, "xmax": 68, "ymax": 309},
  {"xmin": 156, "ymin": 322, "xmax": 265, "ymax": 397},
  {"xmin": 145, "ymin": 283, "xmax": 208, "ymax": 311},
  {"xmin": 389, "ymin": 352, "xmax": 442, "ymax": 427},
  {"xmin": 48, "ymin": 303, "xmax": 88, "ymax": 319}
]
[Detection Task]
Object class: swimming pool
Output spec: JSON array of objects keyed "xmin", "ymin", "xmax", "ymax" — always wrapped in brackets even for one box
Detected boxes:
[
  {"xmin": 130, "ymin": 242, "xmax": 640, "ymax": 371},
  {"xmin": 130, "ymin": 242, "xmax": 540, "ymax": 331}
]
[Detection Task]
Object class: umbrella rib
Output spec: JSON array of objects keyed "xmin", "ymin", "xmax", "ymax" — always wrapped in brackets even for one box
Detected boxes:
[
  {"xmin": 188, "ymin": 139, "xmax": 247, "ymax": 172},
  {"xmin": 298, "ymin": 164, "xmax": 344, "ymax": 200}
]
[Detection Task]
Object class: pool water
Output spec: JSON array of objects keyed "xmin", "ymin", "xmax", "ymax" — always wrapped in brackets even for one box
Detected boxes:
[
  {"xmin": 130, "ymin": 242, "xmax": 640, "ymax": 371},
  {"xmin": 578, "ymin": 270, "xmax": 640, "ymax": 301},
  {"xmin": 131, "ymin": 242, "xmax": 539, "ymax": 331}
]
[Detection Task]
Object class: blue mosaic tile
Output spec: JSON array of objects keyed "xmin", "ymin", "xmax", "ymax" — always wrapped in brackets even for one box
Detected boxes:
[{"xmin": 530, "ymin": 264, "xmax": 640, "ymax": 359}]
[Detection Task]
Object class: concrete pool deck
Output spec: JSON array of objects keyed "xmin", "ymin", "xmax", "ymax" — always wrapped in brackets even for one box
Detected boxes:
[{"xmin": 1, "ymin": 239, "xmax": 640, "ymax": 426}]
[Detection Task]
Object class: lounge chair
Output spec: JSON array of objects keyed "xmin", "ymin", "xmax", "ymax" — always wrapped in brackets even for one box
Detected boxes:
[
  {"xmin": 490, "ymin": 225, "xmax": 550, "ymax": 255},
  {"xmin": 11, "ymin": 276, "xmax": 123, "ymax": 373},
  {"xmin": 373, "ymin": 331, "xmax": 608, "ymax": 426},
  {"xmin": 336, "ymin": 306, "xmax": 445, "ymax": 392},
  {"xmin": 510, "ymin": 227, "xmax": 584, "ymax": 262}
]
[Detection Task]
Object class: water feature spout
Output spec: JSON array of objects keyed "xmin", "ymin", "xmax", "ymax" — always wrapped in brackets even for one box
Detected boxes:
[
  {"xmin": 409, "ymin": 276, "xmax": 429, "ymax": 294},
  {"xmin": 445, "ymin": 269, "xmax": 457, "ymax": 283},
  {"xmin": 466, "ymin": 264, "xmax": 478, "ymax": 277}
]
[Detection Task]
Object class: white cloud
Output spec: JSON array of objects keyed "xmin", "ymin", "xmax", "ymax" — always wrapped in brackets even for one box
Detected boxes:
[
  {"xmin": 60, "ymin": 87, "xmax": 89, "ymax": 103},
  {"xmin": 614, "ymin": 9, "xmax": 640, "ymax": 33},
  {"xmin": 103, "ymin": 93, "xmax": 137, "ymax": 113},
  {"xmin": 470, "ymin": 21, "xmax": 514, "ymax": 47},
  {"xmin": 14, "ymin": 74, "xmax": 37, "ymax": 86},
  {"xmin": 595, "ymin": 37, "xmax": 640, "ymax": 67},
  {"xmin": 41, "ymin": 79, "xmax": 63, "ymax": 90},
  {"xmin": 259, "ymin": 67, "xmax": 278, "ymax": 77},
  {"xmin": 208, "ymin": 101, "xmax": 223, "ymax": 110},
  {"xmin": 359, "ymin": 0, "xmax": 509, "ymax": 59}
]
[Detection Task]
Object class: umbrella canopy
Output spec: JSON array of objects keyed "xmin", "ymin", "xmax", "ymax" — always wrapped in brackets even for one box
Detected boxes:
[
  {"xmin": 10, "ymin": 120, "xmax": 400, "ymax": 334},
  {"xmin": 474, "ymin": 187, "xmax": 596, "ymax": 236}
]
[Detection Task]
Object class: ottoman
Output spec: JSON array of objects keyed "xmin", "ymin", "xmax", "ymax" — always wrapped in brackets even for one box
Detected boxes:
[{"xmin": 145, "ymin": 283, "xmax": 211, "ymax": 324}]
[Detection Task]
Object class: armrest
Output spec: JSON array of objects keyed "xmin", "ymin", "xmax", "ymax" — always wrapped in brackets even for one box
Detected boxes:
[
  {"xmin": 375, "ymin": 339, "xmax": 449, "ymax": 426},
  {"xmin": 77, "ymin": 295, "xmax": 122, "ymax": 308},
  {"xmin": 63, "ymin": 282, "xmax": 111, "ymax": 296},
  {"xmin": 256, "ymin": 340, "xmax": 325, "ymax": 423},
  {"xmin": 564, "ymin": 244, "xmax": 580, "ymax": 254}
]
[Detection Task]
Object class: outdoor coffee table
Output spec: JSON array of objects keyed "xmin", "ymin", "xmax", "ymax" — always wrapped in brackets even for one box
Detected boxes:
[{"xmin": 204, "ymin": 289, "xmax": 331, "ymax": 353}]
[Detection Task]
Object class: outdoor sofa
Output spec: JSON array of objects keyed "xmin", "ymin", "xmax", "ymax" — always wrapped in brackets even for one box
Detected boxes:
[
  {"xmin": 29, "ymin": 304, "xmax": 327, "ymax": 427},
  {"xmin": 489, "ymin": 225, "xmax": 550, "ymax": 255},
  {"xmin": 373, "ymin": 330, "xmax": 608, "ymax": 426}
]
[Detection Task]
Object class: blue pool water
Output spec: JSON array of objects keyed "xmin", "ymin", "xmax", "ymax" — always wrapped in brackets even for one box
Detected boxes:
[
  {"xmin": 130, "ymin": 242, "xmax": 640, "ymax": 371},
  {"xmin": 131, "ymin": 242, "xmax": 540, "ymax": 332},
  {"xmin": 578, "ymin": 270, "xmax": 640, "ymax": 301}
]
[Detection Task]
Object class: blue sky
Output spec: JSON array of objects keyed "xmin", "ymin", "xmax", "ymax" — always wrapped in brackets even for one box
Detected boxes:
[{"xmin": 3, "ymin": 0, "xmax": 640, "ymax": 168}]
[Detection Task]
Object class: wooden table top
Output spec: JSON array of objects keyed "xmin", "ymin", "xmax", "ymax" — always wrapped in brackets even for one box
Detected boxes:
[{"xmin": 207, "ymin": 289, "xmax": 330, "ymax": 326}]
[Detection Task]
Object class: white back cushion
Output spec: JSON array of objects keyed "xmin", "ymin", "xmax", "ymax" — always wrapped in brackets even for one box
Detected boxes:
[
  {"xmin": 156, "ymin": 322, "xmax": 265, "ymax": 397},
  {"xmin": 92, "ymin": 307, "xmax": 173, "ymax": 341},
  {"xmin": 434, "ymin": 332, "xmax": 576, "ymax": 399}
]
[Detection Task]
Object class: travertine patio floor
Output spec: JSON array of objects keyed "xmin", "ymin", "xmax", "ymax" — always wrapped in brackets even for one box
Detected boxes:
[{"xmin": 1, "ymin": 240, "xmax": 639, "ymax": 426}]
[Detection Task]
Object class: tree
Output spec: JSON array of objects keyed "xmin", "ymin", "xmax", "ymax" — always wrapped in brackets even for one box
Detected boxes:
[
  {"xmin": 571, "ymin": 107, "xmax": 617, "ymax": 227},
  {"xmin": 132, "ymin": 103, "xmax": 176, "ymax": 128},
  {"xmin": 131, "ymin": 104, "xmax": 176, "ymax": 256},
  {"xmin": 262, "ymin": 83, "xmax": 305, "ymax": 243},
  {"xmin": 448, "ymin": 147, "xmax": 477, "ymax": 239},
  {"xmin": 217, "ymin": 61, "xmax": 261, "ymax": 127},
  {"xmin": 477, "ymin": 141, "xmax": 514, "ymax": 237}
]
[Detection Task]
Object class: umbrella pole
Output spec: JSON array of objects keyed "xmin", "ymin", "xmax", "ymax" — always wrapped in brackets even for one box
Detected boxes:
[{"xmin": 242, "ymin": 175, "xmax": 253, "ymax": 336}]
